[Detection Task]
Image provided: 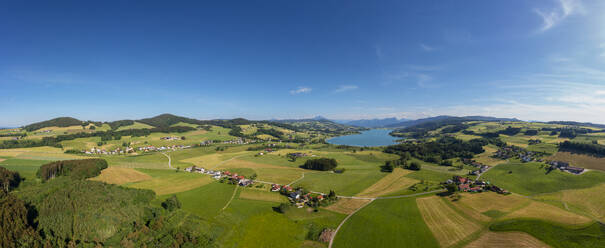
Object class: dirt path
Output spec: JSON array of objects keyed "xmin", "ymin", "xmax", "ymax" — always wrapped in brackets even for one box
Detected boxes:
[
  {"xmin": 328, "ymin": 198, "xmax": 374, "ymax": 248},
  {"xmin": 161, "ymin": 152, "xmax": 174, "ymax": 170},
  {"xmin": 222, "ymin": 185, "xmax": 239, "ymax": 211},
  {"xmin": 287, "ymin": 172, "xmax": 305, "ymax": 186}
]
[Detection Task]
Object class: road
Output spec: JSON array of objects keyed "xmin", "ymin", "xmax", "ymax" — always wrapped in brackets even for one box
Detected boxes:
[{"xmin": 161, "ymin": 152, "xmax": 174, "ymax": 170}]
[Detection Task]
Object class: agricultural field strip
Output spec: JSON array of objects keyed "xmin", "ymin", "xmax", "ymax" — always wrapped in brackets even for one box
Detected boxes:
[{"xmin": 328, "ymin": 189, "xmax": 446, "ymax": 248}]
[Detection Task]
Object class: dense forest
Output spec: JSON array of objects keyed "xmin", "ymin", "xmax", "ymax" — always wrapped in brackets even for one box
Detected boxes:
[
  {"xmin": 37, "ymin": 159, "xmax": 108, "ymax": 181},
  {"xmin": 301, "ymin": 158, "xmax": 338, "ymax": 171},
  {"xmin": 0, "ymin": 159, "xmax": 214, "ymax": 247},
  {"xmin": 23, "ymin": 117, "xmax": 84, "ymax": 131},
  {"xmin": 384, "ymin": 136, "xmax": 493, "ymax": 163}
]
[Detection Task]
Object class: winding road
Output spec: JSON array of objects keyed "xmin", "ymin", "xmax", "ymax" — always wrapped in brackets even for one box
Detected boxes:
[{"xmin": 161, "ymin": 152, "xmax": 174, "ymax": 170}]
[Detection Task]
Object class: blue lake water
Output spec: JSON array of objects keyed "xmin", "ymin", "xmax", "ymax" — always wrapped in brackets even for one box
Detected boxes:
[{"xmin": 326, "ymin": 129, "xmax": 399, "ymax": 147}]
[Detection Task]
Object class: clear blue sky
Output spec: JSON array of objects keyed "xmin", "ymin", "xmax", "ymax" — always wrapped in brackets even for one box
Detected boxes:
[{"xmin": 1, "ymin": 0, "xmax": 605, "ymax": 126}]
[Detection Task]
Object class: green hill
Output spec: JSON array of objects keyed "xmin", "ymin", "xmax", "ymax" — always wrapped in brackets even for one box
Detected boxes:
[{"xmin": 23, "ymin": 117, "xmax": 84, "ymax": 131}]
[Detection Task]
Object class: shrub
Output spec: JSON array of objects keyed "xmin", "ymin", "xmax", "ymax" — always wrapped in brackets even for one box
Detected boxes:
[{"xmin": 161, "ymin": 195, "xmax": 181, "ymax": 211}]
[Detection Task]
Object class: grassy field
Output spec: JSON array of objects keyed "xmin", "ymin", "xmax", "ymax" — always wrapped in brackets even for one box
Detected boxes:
[
  {"xmin": 465, "ymin": 231, "xmax": 550, "ymax": 248},
  {"xmin": 490, "ymin": 219, "xmax": 605, "ymax": 248},
  {"xmin": 127, "ymin": 169, "xmax": 214, "ymax": 195},
  {"xmin": 324, "ymin": 198, "xmax": 372, "ymax": 214},
  {"xmin": 332, "ymin": 197, "xmax": 439, "ymax": 248},
  {"xmin": 547, "ymin": 151, "xmax": 605, "ymax": 171},
  {"xmin": 502, "ymin": 201, "xmax": 591, "ymax": 225},
  {"xmin": 0, "ymin": 146, "xmax": 86, "ymax": 160},
  {"xmin": 115, "ymin": 121, "xmax": 153, "ymax": 131},
  {"xmin": 481, "ymin": 162, "xmax": 605, "ymax": 195},
  {"xmin": 0, "ymin": 158, "xmax": 50, "ymax": 181},
  {"xmin": 156, "ymin": 181, "xmax": 236, "ymax": 218},
  {"xmin": 238, "ymin": 188, "xmax": 288, "ymax": 203},
  {"xmin": 449, "ymin": 192, "xmax": 530, "ymax": 223},
  {"xmin": 356, "ymin": 168, "xmax": 418, "ymax": 197},
  {"xmin": 534, "ymin": 183, "xmax": 605, "ymax": 222},
  {"xmin": 417, "ymin": 196, "xmax": 481, "ymax": 247},
  {"xmin": 89, "ymin": 167, "xmax": 152, "ymax": 185}
]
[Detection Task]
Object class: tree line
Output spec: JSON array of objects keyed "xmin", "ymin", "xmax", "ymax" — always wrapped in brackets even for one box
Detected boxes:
[{"xmin": 559, "ymin": 140, "xmax": 605, "ymax": 157}]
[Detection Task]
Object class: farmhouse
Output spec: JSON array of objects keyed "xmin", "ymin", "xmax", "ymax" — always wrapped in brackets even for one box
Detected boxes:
[{"xmin": 548, "ymin": 160, "xmax": 585, "ymax": 174}]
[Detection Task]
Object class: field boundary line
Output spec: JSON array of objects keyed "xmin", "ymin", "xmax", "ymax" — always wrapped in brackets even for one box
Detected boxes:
[
  {"xmin": 222, "ymin": 185, "xmax": 239, "ymax": 211},
  {"xmin": 287, "ymin": 172, "xmax": 305, "ymax": 186},
  {"xmin": 328, "ymin": 189, "xmax": 444, "ymax": 248},
  {"xmin": 328, "ymin": 199, "xmax": 374, "ymax": 248}
]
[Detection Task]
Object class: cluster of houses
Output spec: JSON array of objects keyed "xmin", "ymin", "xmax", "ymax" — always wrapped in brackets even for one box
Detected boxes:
[
  {"xmin": 138, "ymin": 145, "xmax": 191, "ymax": 152},
  {"xmin": 221, "ymin": 138, "xmax": 259, "ymax": 145},
  {"xmin": 84, "ymin": 147, "xmax": 134, "ymax": 155},
  {"xmin": 463, "ymin": 159, "xmax": 491, "ymax": 176},
  {"xmin": 493, "ymin": 146, "xmax": 542, "ymax": 163},
  {"xmin": 257, "ymin": 148, "xmax": 274, "ymax": 156},
  {"xmin": 445, "ymin": 176, "xmax": 509, "ymax": 194},
  {"xmin": 547, "ymin": 161, "xmax": 585, "ymax": 174},
  {"xmin": 183, "ymin": 167, "xmax": 254, "ymax": 186},
  {"xmin": 160, "ymin": 136, "xmax": 181, "ymax": 140},
  {"xmin": 271, "ymin": 184, "xmax": 326, "ymax": 208},
  {"xmin": 287, "ymin": 152, "xmax": 317, "ymax": 158}
]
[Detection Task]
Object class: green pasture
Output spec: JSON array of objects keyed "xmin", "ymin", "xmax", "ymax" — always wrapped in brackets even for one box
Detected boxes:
[
  {"xmin": 481, "ymin": 162, "xmax": 605, "ymax": 195},
  {"xmin": 333, "ymin": 197, "xmax": 439, "ymax": 248}
]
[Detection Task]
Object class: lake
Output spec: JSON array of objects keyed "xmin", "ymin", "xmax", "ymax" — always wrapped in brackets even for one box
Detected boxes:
[{"xmin": 326, "ymin": 129, "xmax": 399, "ymax": 147}]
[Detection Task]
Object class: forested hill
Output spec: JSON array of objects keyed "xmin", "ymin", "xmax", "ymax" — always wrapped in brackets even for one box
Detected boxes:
[
  {"xmin": 137, "ymin": 113, "xmax": 203, "ymax": 127},
  {"xmin": 23, "ymin": 117, "xmax": 84, "ymax": 131}
]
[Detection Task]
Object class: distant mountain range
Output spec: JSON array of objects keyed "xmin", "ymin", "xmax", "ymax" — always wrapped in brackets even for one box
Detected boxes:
[
  {"xmin": 384, "ymin": 115, "xmax": 520, "ymax": 128},
  {"xmin": 337, "ymin": 118, "xmax": 408, "ymax": 128}
]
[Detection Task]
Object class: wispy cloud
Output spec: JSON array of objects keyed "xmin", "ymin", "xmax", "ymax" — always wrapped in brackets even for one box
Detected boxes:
[
  {"xmin": 416, "ymin": 74, "xmax": 432, "ymax": 88},
  {"xmin": 534, "ymin": 0, "xmax": 584, "ymax": 32},
  {"xmin": 419, "ymin": 43, "xmax": 436, "ymax": 52},
  {"xmin": 334, "ymin": 85, "xmax": 358, "ymax": 93},
  {"xmin": 290, "ymin": 87, "xmax": 312, "ymax": 94}
]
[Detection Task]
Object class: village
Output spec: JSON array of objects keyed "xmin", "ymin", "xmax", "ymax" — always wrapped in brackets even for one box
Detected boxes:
[
  {"xmin": 462, "ymin": 159, "xmax": 491, "ymax": 176},
  {"xmin": 83, "ymin": 144, "xmax": 192, "ymax": 155},
  {"xmin": 493, "ymin": 145, "xmax": 545, "ymax": 163},
  {"xmin": 182, "ymin": 163, "xmax": 334, "ymax": 209}
]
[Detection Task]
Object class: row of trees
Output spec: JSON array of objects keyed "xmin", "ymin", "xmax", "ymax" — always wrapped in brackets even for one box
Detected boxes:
[{"xmin": 559, "ymin": 140, "xmax": 605, "ymax": 157}]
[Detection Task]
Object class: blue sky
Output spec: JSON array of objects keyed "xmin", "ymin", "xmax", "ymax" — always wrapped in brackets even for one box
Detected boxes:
[{"xmin": 1, "ymin": 0, "xmax": 605, "ymax": 126}]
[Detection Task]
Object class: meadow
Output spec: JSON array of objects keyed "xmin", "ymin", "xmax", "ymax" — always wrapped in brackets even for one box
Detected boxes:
[
  {"xmin": 481, "ymin": 162, "xmax": 605, "ymax": 195},
  {"xmin": 332, "ymin": 197, "xmax": 439, "ymax": 248}
]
